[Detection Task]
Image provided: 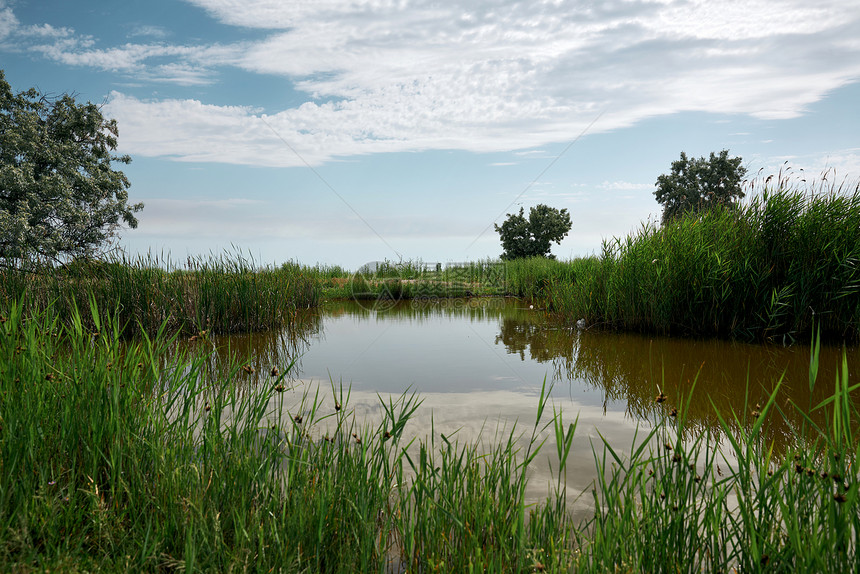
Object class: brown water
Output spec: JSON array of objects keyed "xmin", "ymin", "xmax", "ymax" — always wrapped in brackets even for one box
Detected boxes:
[{"xmin": 211, "ymin": 297, "xmax": 859, "ymax": 516}]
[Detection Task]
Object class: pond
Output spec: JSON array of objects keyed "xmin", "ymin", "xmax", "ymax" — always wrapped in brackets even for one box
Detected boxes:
[{"xmin": 212, "ymin": 297, "xmax": 859, "ymax": 519}]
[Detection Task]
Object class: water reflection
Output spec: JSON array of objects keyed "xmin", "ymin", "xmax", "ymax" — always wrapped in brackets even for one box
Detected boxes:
[
  {"xmin": 210, "ymin": 298, "xmax": 857, "ymax": 449},
  {"xmin": 205, "ymin": 309, "xmax": 323, "ymax": 376},
  {"xmin": 191, "ymin": 298, "xmax": 859, "ymax": 518},
  {"xmin": 497, "ymin": 311, "xmax": 858, "ymax": 449}
]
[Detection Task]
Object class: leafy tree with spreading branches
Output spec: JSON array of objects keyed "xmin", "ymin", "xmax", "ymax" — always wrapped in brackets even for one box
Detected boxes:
[
  {"xmin": 654, "ymin": 150, "xmax": 746, "ymax": 224},
  {"xmin": 0, "ymin": 70, "xmax": 142, "ymax": 263},
  {"xmin": 495, "ymin": 204, "xmax": 571, "ymax": 260}
]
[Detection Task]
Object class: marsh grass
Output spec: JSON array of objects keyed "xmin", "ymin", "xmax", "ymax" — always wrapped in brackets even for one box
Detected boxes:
[
  {"xmin": 533, "ymin": 177, "xmax": 860, "ymax": 342},
  {"xmin": 320, "ymin": 259, "xmax": 508, "ymax": 302},
  {"xmin": 0, "ymin": 251, "xmax": 321, "ymax": 338},
  {"xmin": 1, "ymin": 300, "xmax": 858, "ymax": 572},
  {"xmin": 0, "ymin": 300, "xmax": 576, "ymax": 572}
]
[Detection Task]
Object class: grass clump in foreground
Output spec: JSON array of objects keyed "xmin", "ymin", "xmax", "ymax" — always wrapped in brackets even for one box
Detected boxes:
[{"xmin": 1, "ymin": 301, "xmax": 858, "ymax": 572}]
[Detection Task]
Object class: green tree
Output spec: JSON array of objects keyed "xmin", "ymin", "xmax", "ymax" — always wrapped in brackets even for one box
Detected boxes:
[
  {"xmin": 494, "ymin": 204, "xmax": 572, "ymax": 260},
  {"xmin": 654, "ymin": 150, "xmax": 746, "ymax": 224},
  {"xmin": 0, "ymin": 70, "xmax": 142, "ymax": 263}
]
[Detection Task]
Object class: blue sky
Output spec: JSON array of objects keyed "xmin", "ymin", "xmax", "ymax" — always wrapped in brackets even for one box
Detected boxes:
[{"xmin": 1, "ymin": 0, "xmax": 859, "ymax": 269}]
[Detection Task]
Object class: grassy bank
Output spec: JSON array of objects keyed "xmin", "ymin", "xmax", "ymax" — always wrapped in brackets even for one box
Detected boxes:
[
  {"xmin": 6, "ymin": 176, "xmax": 856, "ymax": 344},
  {"xmin": 317, "ymin": 259, "xmax": 507, "ymax": 301},
  {"xmin": 1, "ymin": 301, "xmax": 858, "ymax": 572},
  {"xmin": 310, "ymin": 178, "xmax": 860, "ymax": 343},
  {"xmin": 0, "ymin": 252, "xmax": 321, "ymax": 338},
  {"xmin": 516, "ymin": 179, "xmax": 860, "ymax": 342}
]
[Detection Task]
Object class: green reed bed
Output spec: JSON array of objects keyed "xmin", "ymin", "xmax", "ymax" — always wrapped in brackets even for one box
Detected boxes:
[
  {"xmin": 0, "ymin": 300, "xmax": 400, "ymax": 572},
  {"xmin": 1, "ymin": 301, "xmax": 858, "ymax": 572},
  {"xmin": 0, "ymin": 251, "xmax": 321, "ymax": 337},
  {"xmin": 502, "ymin": 257, "xmax": 583, "ymax": 301},
  {"xmin": 542, "ymin": 178, "xmax": 860, "ymax": 342},
  {"xmin": 0, "ymin": 301, "xmax": 575, "ymax": 572},
  {"xmin": 320, "ymin": 259, "xmax": 508, "ymax": 302}
]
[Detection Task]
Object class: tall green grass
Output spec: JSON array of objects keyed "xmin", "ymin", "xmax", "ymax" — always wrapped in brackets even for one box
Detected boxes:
[
  {"xmin": 0, "ymin": 251, "xmax": 321, "ymax": 337},
  {"xmin": 540, "ymin": 176, "xmax": 860, "ymax": 342},
  {"xmin": 503, "ymin": 256, "xmax": 583, "ymax": 301},
  {"xmin": 1, "ymin": 300, "xmax": 858, "ymax": 572},
  {"xmin": 322, "ymin": 258, "xmax": 508, "ymax": 302},
  {"xmin": 0, "ymin": 301, "xmax": 576, "ymax": 572}
]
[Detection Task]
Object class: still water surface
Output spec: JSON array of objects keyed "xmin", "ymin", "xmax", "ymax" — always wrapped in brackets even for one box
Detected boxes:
[{"xmin": 215, "ymin": 298, "xmax": 858, "ymax": 515}]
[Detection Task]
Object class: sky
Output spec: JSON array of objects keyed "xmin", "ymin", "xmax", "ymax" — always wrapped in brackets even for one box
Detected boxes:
[{"xmin": 1, "ymin": 0, "xmax": 859, "ymax": 270}]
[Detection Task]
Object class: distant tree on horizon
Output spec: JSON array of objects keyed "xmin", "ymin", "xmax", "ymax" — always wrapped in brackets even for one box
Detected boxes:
[
  {"xmin": 654, "ymin": 150, "xmax": 746, "ymax": 224},
  {"xmin": 494, "ymin": 204, "xmax": 571, "ymax": 260}
]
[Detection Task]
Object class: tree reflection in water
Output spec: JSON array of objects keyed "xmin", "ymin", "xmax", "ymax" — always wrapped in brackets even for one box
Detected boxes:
[
  {"xmin": 192, "ymin": 297, "xmax": 856, "ymax": 455},
  {"xmin": 494, "ymin": 312, "xmax": 858, "ymax": 452}
]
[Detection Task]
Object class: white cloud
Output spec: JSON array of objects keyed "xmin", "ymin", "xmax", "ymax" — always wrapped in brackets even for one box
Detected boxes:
[
  {"xmin": 0, "ymin": 3, "xmax": 18, "ymax": 42},
  {"xmin": 30, "ymin": 41, "xmax": 235, "ymax": 79},
  {"xmin": 22, "ymin": 23, "xmax": 74, "ymax": 38},
  {"xmin": 128, "ymin": 25, "xmax": 169, "ymax": 39},
  {"xmin": 7, "ymin": 0, "xmax": 860, "ymax": 165}
]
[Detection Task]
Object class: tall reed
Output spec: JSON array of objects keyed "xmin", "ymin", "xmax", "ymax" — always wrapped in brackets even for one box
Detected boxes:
[
  {"xmin": 0, "ymin": 250, "xmax": 321, "ymax": 337},
  {"xmin": 0, "ymin": 301, "xmax": 575, "ymax": 572},
  {"xmin": 1, "ymin": 300, "xmax": 857, "ymax": 572},
  {"xmin": 543, "ymin": 176, "xmax": 860, "ymax": 342}
]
